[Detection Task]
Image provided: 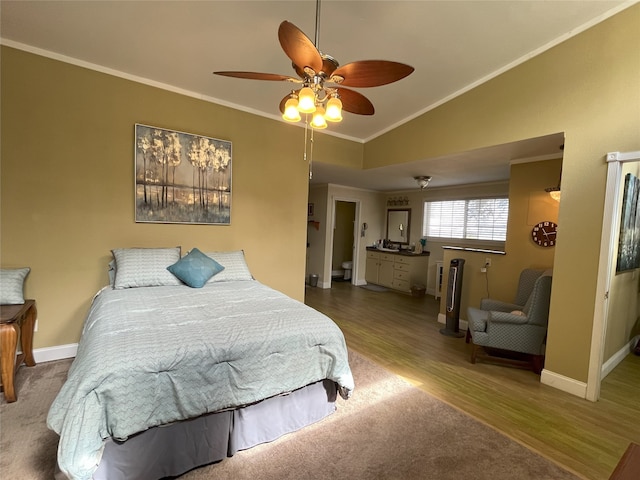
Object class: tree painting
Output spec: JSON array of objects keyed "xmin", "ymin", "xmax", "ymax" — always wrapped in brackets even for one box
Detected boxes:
[
  {"xmin": 616, "ymin": 173, "xmax": 640, "ymax": 273},
  {"xmin": 135, "ymin": 124, "xmax": 231, "ymax": 224}
]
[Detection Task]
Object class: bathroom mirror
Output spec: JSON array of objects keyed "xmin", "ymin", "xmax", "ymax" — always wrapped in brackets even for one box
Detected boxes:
[{"xmin": 387, "ymin": 209, "xmax": 411, "ymax": 245}]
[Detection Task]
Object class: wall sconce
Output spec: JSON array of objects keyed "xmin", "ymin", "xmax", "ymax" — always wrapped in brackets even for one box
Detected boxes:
[
  {"xmin": 387, "ymin": 196, "xmax": 409, "ymax": 206},
  {"xmin": 545, "ymin": 146, "xmax": 563, "ymax": 202},
  {"xmin": 545, "ymin": 184, "xmax": 561, "ymax": 202}
]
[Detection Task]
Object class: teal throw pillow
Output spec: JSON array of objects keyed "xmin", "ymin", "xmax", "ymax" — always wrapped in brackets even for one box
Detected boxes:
[{"xmin": 167, "ymin": 248, "xmax": 225, "ymax": 288}]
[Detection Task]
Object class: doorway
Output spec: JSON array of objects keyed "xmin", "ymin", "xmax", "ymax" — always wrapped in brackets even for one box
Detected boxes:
[
  {"xmin": 330, "ymin": 199, "xmax": 359, "ymax": 286},
  {"xmin": 332, "ymin": 200, "xmax": 355, "ymax": 283}
]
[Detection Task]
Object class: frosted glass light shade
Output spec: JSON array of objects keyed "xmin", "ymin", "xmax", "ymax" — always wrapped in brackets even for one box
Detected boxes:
[
  {"xmin": 325, "ymin": 97, "xmax": 343, "ymax": 122},
  {"xmin": 297, "ymin": 87, "xmax": 316, "ymax": 113},
  {"xmin": 311, "ymin": 106, "xmax": 327, "ymax": 129},
  {"xmin": 282, "ymin": 98, "xmax": 301, "ymax": 122}
]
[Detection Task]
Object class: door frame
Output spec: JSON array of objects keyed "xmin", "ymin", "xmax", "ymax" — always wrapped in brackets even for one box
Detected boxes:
[
  {"xmin": 588, "ymin": 150, "xmax": 640, "ymax": 401},
  {"xmin": 328, "ymin": 196, "xmax": 361, "ymax": 286}
]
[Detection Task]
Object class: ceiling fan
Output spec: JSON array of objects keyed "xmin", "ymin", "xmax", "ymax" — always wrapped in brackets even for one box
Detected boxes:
[{"xmin": 213, "ymin": 1, "xmax": 414, "ymax": 129}]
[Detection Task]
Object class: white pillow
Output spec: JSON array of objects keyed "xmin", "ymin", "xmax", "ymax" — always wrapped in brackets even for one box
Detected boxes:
[
  {"xmin": 112, "ymin": 247, "xmax": 182, "ymax": 289},
  {"xmin": 204, "ymin": 251, "xmax": 253, "ymax": 282},
  {"xmin": 0, "ymin": 268, "xmax": 30, "ymax": 304}
]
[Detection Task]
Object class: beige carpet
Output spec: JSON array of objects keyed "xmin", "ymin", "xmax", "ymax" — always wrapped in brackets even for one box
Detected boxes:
[{"xmin": 0, "ymin": 351, "xmax": 581, "ymax": 480}]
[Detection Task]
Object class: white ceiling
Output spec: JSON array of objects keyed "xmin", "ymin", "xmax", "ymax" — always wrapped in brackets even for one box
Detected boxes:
[{"xmin": 1, "ymin": 1, "xmax": 632, "ymax": 191}]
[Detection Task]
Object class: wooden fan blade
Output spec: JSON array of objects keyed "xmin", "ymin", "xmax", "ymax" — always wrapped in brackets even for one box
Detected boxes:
[
  {"xmin": 336, "ymin": 88, "xmax": 374, "ymax": 115},
  {"xmin": 278, "ymin": 21, "xmax": 323, "ymax": 74},
  {"xmin": 331, "ymin": 60, "xmax": 414, "ymax": 87},
  {"xmin": 214, "ymin": 71, "xmax": 300, "ymax": 82}
]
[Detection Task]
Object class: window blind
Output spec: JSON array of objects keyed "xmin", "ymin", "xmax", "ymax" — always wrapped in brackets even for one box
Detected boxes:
[{"xmin": 423, "ymin": 198, "xmax": 509, "ymax": 241}]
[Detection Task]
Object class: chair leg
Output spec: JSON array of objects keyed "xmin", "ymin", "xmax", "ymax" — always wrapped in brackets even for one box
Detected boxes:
[
  {"xmin": 465, "ymin": 328, "xmax": 471, "ymax": 344},
  {"xmin": 532, "ymin": 355, "xmax": 545, "ymax": 374},
  {"xmin": 470, "ymin": 342, "xmax": 478, "ymax": 364}
]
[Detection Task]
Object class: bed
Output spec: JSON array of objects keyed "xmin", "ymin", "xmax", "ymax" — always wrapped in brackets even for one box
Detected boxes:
[{"xmin": 47, "ymin": 248, "xmax": 354, "ymax": 480}]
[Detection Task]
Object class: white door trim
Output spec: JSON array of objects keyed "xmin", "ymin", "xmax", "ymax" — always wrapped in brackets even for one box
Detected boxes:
[{"xmin": 587, "ymin": 151, "xmax": 640, "ymax": 401}]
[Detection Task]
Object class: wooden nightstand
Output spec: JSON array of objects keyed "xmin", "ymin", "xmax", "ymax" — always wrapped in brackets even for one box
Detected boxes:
[
  {"xmin": 610, "ymin": 443, "xmax": 640, "ymax": 480},
  {"xmin": 0, "ymin": 300, "xmax": 37, "ymax": 402}
]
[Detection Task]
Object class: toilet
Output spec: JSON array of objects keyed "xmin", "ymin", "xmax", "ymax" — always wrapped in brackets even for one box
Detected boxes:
[{"xmin": 341, "ymin": 261, "xmax": 353, "ymax": 280}]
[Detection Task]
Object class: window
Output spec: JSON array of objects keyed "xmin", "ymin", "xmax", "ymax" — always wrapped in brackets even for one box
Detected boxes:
[{"xmin": 422, "ymin": 198, "xmax": 509, "ymax": 241}]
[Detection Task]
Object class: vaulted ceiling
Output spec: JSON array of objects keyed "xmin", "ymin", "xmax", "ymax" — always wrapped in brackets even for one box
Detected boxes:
[{"xmin": 1, "ymin": 1, "xmax": 631, "ymax": 190}]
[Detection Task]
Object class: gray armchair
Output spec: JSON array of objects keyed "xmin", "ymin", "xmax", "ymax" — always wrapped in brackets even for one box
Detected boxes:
[
  {"xmin": 465, "ymin": 268, "xmax": 544, "ymax": 343},
  {"xmin": 466, "ymin": 273, "xmax": 552, "ymax": 373},
  {"xmin": 481, "ymin": 268, "xmax": 544, "ymax": 311}
]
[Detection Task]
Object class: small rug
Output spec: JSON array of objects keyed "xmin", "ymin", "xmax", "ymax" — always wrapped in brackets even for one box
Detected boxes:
[{"xmin": 360, "ymin": 284, "xmax": 389, "ymax": 292}]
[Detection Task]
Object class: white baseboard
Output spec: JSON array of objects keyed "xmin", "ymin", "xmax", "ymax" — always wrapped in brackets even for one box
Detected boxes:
[
  {"xmin": 540, "ymin": 369, "xmax": 587, "ymax": 398},
  {"xmin": 601, "ymin": 334, "xmax": 640, "ymax": 379},
  {"xmin": 33, "ymin": 343, "xmax": 78, "ymax": 363},
  {"xmin": 458, "ymin": 312, "xmax": 587, "ymax": 399}
]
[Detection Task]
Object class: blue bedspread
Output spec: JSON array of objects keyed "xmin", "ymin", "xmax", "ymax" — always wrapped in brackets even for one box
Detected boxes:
[{"xmin": 47, "ymin": 281, "xmax": 354, "ymax": 480}]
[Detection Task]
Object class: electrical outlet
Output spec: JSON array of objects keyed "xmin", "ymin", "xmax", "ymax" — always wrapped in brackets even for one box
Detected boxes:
[
  {"xmin": 480, "ymin": 267, "xmax": 487, "ymax": 273},
  {"xmin": 485, "ymin": 257, "xmax": 492, "ymax": 267}
]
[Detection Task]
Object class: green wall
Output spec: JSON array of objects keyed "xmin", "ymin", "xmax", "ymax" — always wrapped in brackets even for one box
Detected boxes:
[
  {"xmin": 0, "ymin": 46, "xmax": 362, "ymax": 348},
  {"xmin": 365, "ymin": 5, "xmax": 640, "ymax": 383},
  {"xmin": 2, "ymin": 4, "xmax": 639, "ymax": 390}
]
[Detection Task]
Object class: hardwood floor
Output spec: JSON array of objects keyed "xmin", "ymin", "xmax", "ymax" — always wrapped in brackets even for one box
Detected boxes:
[{"xmin": 305, "ymin": 281, "xmax": 640, "ymax": 480}]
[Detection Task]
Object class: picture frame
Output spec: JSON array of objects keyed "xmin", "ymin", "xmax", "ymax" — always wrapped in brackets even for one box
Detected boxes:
[
  {"xmin": 616, "ymin": 173, "xmax": 640, "ymax": 273},
  {"xmin": 135, "ymin": 124, "xmax": 232, "ymax": 225}
]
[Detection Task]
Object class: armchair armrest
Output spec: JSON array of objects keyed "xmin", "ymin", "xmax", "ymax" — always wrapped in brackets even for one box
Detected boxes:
[
  {"xmin": 480, "ymin": 298, "xmax": 523, "ymax": 312},
  {"xmin": 488, "ymin": 311, "xmax": 529, "ymax": 325}
]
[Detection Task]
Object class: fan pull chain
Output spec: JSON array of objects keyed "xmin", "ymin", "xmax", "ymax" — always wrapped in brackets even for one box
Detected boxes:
[
  {"xmin": 303, "ymin": 115, "xmax": 313, "ymax": 180},
  {"xmin": 309, "ymin": 126, "xmax": 314, "ymax": 180}
]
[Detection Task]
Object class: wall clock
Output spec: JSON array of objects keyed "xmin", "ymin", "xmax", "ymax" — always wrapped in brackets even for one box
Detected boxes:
[{"xmin": 531, "ymin": 221, "xmax": 557, "ymax": 247}]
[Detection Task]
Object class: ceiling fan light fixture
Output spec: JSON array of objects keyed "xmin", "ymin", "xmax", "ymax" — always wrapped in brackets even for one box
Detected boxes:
[
  {"xmin": 414, "ymin": 175, "xmax": 432, "ymax": 190},
  {"xmin": 311, "ymin": 105, "xmax": 327, "ymax": 129},
  {"xmin": 324, "ymin": 96, "xmax": 343, "ymax": 122},
  {"xmin": 297, "ymin": 87, "xmax": 316, "ymax": 113},
  {"xmin": 282, "ymin": 97, "xmax": 301, "ymax": 122}
]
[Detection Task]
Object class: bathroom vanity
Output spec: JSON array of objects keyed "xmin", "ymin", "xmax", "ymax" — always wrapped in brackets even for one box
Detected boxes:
[{"xmin": 365, "ymin": 248, "xmax": 430, "ymax": 293}]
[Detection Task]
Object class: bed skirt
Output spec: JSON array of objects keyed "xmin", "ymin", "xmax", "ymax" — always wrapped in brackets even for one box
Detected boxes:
[{"xmin": 82, "ymin": 379, "xmax": 337, "ymax": 480}]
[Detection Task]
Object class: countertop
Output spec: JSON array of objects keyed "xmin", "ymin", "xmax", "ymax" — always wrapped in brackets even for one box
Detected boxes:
[{"xmin": 366, "ymin": 247, "xmax": 430, "ymax": 256}]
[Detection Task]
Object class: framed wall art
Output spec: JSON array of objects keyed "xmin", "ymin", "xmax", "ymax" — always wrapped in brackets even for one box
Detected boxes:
[
  {"xmin": 616, "ymin": 172, "xmax": 640, "ymax": 273},
  {"xmin": 135, "ymin": 124, "xmax": 232, "ymax": 225}
]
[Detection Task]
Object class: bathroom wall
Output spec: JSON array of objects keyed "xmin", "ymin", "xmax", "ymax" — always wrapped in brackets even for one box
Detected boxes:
[
  {"xmin": 382, "ymin": 180, "xmax": 510, "ymax": 294},
  {"xmin": 307, "ymin": 184, "xmax": 384, "ymax": 288}
]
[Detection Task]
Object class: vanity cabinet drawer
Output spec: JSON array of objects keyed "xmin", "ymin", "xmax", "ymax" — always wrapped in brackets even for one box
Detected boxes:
[
  {"xmin": 394, "ymin": 255, "xmax": 411, "ymax": 265},
  {"xmin": 394, "ymin": 262, "xmax": 410, "ymax": 272},
  {"xmin": 365, "ymin": 249, "xmax": 429, "ymax": 294},
  {"xmin": 394, "ymin": 270, "xmax": 409, "ymax": 281},
  {"xmin": 392, "ymin": 279, "xmax": 410, "ymax": 291}
]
